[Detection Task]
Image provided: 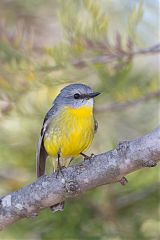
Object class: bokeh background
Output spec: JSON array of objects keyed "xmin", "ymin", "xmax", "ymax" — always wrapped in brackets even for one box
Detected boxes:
[{"xmin": 0, "ymin": 0, "xmax": 159, "ymax": 239}]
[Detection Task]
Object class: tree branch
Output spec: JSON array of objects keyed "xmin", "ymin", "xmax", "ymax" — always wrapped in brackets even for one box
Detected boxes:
[
  {"xmin": 96, "ymin": 90, "xmax": 160, "ymax": 113},
  {"xmin": 0, "ymin": 127, "xmax": 160, "ymax": 230},
  {"xmin": 72, "ymin": 43, "xmax": 160, "ymax": 67},
  {"xmin": 40, "ymin": 43, "xmax": 160, "ymax": 71}
]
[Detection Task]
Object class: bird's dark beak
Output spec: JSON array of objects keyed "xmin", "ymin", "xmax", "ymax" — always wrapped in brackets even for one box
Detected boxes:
[{"xmin": 88, "ymin": 92, "xmax": 101, "ymax": 98}]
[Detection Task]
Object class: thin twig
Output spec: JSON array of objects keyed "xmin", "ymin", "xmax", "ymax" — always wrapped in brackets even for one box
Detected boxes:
[
  {"xmin": 71, "ymin": 43, "xmax": 160, "ymax": 67},
  {"xmin": 115, "ymin": 183, "xmax": 160, "ymax": 209},
  {"xmin": 96, "ymin": 91, "xmax": 160, "ymax": 113},
  {"xmin": 40, "ymin": 43, "xmax": 160, "ymax": 71}
]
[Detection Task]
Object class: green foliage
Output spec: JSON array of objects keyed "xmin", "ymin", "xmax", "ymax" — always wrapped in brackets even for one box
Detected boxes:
[{"xmin": 0, "ymin": 0, "xmax": 159, "ymax": 239}]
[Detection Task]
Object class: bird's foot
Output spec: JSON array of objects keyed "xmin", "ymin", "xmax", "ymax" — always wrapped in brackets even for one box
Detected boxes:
[
  {"xmin": 56, "ymin": 167, "xmax": 65, "ymax": 178},
  {"xmin": 119, "ymin": 176, "xmax": 128, "ymax": 186},
  {"xmin": 80, "ymin": 153, "xmax": 95, "ymax": 163}
]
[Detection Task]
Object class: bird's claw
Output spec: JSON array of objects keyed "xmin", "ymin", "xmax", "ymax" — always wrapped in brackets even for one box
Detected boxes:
[
  {"xmin": 81, "ymin": 153, "xmax": 95, "ymax": 163},
  {"xmin": 56, "ymin": 168, "xmax": 64, "ymax": 178}
]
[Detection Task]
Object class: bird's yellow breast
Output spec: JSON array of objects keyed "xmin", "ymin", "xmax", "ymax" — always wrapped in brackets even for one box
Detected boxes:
[{"xmin": 43, "ymin": 106, "xmax": 94, "ymax": 158}]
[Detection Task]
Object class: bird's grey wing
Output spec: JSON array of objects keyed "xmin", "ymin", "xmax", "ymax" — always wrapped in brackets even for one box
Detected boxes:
[
  {"xmin": 36, "ymin": 105, "xmax": 57, "ymax": 178},
  {"xmin": 94, "ymin": 118, "xmax": 98, "ymax": 133}
]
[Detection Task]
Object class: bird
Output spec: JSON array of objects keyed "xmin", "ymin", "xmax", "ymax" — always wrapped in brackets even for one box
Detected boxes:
[{"xmin": 36, "ymin": 83, "xmax": 100, "ymax": 211}]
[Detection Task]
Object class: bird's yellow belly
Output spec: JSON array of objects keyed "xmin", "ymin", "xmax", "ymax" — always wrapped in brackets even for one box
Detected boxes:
[{"xmin": 43, "ymin": 106, "xmax": 94, "ymax": 158}]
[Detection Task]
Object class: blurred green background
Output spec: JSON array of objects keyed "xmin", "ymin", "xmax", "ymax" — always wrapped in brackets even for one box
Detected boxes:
[{"xmin": 0, "ymin": 0, "xmax": 159, "ymax": 239}]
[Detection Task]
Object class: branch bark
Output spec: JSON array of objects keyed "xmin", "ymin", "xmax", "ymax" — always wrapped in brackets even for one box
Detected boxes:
[{"xmin": 0, "ymin": 127, "xmax": 160, "ymax": 230}]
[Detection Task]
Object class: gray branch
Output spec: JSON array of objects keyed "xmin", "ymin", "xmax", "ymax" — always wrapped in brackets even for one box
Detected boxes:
[{"xmin": 0, "ymin": 127, "xmax": 160, "ymax": 230}]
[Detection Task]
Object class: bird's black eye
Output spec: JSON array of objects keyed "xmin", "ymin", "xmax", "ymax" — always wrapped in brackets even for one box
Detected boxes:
[{"xmin": 74, "ymin": 93, "xmax": 81, "ymax": 99}]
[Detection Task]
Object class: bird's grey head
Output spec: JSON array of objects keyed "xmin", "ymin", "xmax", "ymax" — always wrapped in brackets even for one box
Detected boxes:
[{"xmin": 54, "ymin": 83, "xmax": 100, "ymax": 109}]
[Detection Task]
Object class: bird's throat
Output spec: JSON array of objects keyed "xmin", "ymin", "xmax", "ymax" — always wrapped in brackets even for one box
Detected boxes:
[{"xmin": 65, "ymin": 106, "xmax": 93, "ymax": 117}]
